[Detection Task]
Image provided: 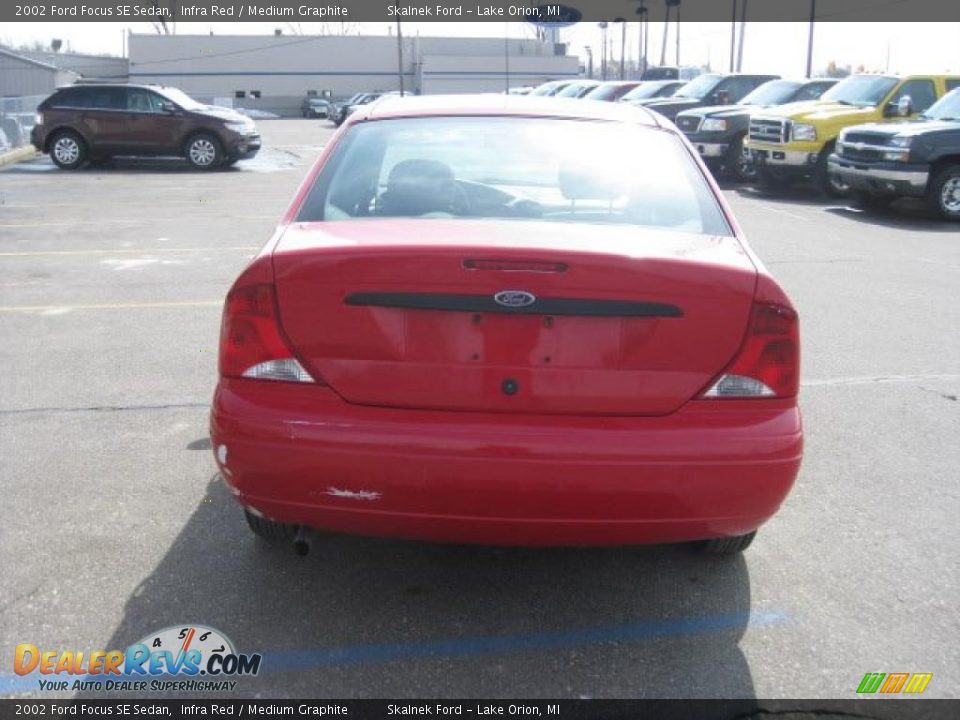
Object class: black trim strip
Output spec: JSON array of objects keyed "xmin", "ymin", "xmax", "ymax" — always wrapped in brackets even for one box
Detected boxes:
[{"xmin": 345, "ymin": 292, "xmax": 683, "ymax": 318}]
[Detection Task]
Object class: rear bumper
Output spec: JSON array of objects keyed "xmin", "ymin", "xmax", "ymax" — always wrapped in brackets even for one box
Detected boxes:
[
  {"xmin": 827, "ymin": 155, "xmax": 929, "ymax": 196},
  {"xmin": 211, "ymin": 379, "xmax": 802, "ymax": 547}
]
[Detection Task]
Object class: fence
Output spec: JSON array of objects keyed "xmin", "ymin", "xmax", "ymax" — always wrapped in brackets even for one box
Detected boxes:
[{"xmin": 0, "ymin": 95, "xmax": 44, "ymax": 150}]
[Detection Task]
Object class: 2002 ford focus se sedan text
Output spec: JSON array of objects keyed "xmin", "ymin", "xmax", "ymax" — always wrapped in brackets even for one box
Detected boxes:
[{"xmin": 210, "ymin": 95, "xmax": 803, "ymax": 556}]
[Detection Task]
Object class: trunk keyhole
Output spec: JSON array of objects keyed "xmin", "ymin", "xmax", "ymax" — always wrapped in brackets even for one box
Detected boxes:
[{"xmin": 501, "ymin": 379, "xmax": 519, "ymax": 396}]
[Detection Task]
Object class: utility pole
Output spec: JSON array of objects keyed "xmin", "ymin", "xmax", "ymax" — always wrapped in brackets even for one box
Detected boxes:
[
  {"xmin": 675, "ymin": 3, "xmax": 680, "ymax": 66},
  {"xmin": 599, "ymin": 22, "xmax": 608, "ymax": 80},
  {"xmin": 504, "ymin": 22, "xmax": 510, "ymax": 93},
  {"xmin": 660, "ymin": 9, "xmax": 669, "ymax": 66},
  {"xmin": 395, "ymin": 19, "xmax": 404, "ymax": 96},
  {"xmin": 736, "ymin": 0, "xmax": 747, "ymax": 72},
  {"xmin": 636, "ymin": 4, "xmax": 647, "ymax": 79},
  {"xmin": 729, "ymin": 0, "xmax": 738, "ymax": 72},
  {"xmin": 805, "ymin": 0, "xmax": 816, "ymax": 78},
  {"xmin": 618, "ymin": 19, "xmax": 627, "ymax": 80},
  {"xmin": 664, "ymin": 0, "xmax": 681, "ymax": 67}
]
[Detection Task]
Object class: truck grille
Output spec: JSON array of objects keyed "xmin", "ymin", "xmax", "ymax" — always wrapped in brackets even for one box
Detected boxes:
[
  {"xmin": 676, "ymin": 115, "xmax": 703, "ymax": 133},
  {"xmin": 749, "ymin": 117, "xmax": 790, "ymax": 144},
  {"xmin": 837, "ymin": 132, "xmax": 890, "ymax": 162}
]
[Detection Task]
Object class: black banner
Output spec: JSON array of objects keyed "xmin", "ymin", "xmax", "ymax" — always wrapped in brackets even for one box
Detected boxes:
[
  {"xmin": 5, "ymin": 0, "xmax": 960, "ymax": 24},
  {"xmin": 1, "ymin": 700, "xmax": 959, "ymax": 720}
]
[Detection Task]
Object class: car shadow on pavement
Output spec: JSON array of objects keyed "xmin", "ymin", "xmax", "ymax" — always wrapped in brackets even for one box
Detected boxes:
[
  {"xmin": 823, "ymin": 202, "xmax": 956, "ymax": 232},
  {"xmin": 84, "ymin": 473, "xmax": 763, "ymax": 699},
  {"xmin": 729, "ymin": 183, "xmax": 830, "ymax": 207}
]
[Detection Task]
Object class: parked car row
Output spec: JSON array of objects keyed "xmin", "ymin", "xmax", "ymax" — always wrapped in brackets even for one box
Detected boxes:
[{"xmin": 529, "ymin": 72, "xmax": 960, "ymax": 220}]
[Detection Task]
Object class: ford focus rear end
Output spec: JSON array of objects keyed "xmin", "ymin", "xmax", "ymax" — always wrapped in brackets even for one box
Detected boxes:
[{"xmin": 211, "ymin": 96, "xmax": 802, "ymax": 553}]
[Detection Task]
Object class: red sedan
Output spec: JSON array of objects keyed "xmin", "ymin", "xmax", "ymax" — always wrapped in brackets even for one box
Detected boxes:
[{"xmin": 211, "ymin": 95, "xmax": 802, "ymax": 555}]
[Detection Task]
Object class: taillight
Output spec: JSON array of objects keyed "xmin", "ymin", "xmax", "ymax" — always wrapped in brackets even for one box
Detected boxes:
[
  {"xmin": 701, "ymin": 302, "xmax": 799, "ymax": 399},
  {"xmin": 35, "ymin": 112, "xmax": 44, "ymax": 126},
  {"xmin": 219, "ymin": 283, "xmax": 319, "ymax": 383}
]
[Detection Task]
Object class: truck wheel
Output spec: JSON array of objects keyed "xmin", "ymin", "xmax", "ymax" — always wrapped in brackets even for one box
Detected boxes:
[
  {"xmin": 725, "ymin": 135, "xmax": 756, "ymax": 182},
  {"xmin": 756, "ymin": 167, "xmax": 789, "ymax": 193},
  {"xmin": 850, "ymin": 190, "xmax": 894, "ymax": 211},
  {"xmin": 49, "ymin": 130, "xmax": 87, "ymax": 170},
  {"xmin": 699, "ymin": 531, "xmax": 756, "ymax": 555},
  {"xmin": 184, "ymin": 133, "xmax": 223, "ymax": 170},
  {"xmin": 816, "ymin": 146, "xmax": 849, "ymax": 198},
  {"xmin": 927, "ymin": 164, "xmax": 960, "ymax": 221}
]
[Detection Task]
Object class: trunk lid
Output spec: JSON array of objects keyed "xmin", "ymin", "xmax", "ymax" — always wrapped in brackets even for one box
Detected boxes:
[{"xmin": 273, "ymin": 220, "xmax": 757, "ymax": 416}]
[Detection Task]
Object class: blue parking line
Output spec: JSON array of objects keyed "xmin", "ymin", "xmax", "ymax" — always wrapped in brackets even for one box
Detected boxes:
[{"xmin": 0, "ymin": 610, "xmax": 788, "ymax": 693}]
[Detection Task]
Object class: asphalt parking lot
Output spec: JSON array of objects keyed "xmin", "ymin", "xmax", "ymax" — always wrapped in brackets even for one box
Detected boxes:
[{"xmin": 1, "ymin": 119, "xmax": 957, "ymax": 700}]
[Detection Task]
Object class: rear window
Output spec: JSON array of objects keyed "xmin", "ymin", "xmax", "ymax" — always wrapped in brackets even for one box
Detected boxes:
[
  {"xmin": 46, "ymin": 87, "xmax": 89, "ymax": 108},
  {"xmin": 48, "ymin": 86, "xmax": 125, "ymax": 110},
  {"xmin": 296, "ymin": 116, "xmax": 731, "ymax": 236}
]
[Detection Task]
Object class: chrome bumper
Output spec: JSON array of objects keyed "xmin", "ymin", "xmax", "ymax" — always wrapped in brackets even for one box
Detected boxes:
[
  {"xmin": 750, "ymin": 148, "xmax": 814, "ymax": 167},
  {"xmin": 827, "ymin": 157, "xmax": 929, "ymax": 190},
  {"xmin": 694, "ymin": 142, "xmax": 728, "ymax": 158}
]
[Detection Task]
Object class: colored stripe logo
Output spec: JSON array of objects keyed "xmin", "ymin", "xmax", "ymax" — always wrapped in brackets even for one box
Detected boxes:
[{"xmin": 857, "ymin": 672, "xmax": 933, "ymax": 694}]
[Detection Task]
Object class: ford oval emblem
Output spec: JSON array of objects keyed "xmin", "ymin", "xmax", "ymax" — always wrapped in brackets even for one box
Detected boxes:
[{"xmin": 494, "ymin": 290, "xmax": 537, "ymax": 308}]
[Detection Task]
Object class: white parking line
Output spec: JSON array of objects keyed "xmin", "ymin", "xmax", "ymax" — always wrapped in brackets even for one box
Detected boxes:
[
  {"xmin": 0, "ymin": 300, "xmax": 222, "ymax": 314},
  {"xmin": 0, "ymin": 247, "xmax": 258, "ymax": 257}
]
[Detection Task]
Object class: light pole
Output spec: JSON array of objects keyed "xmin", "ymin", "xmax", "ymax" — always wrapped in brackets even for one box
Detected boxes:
[
  {"xmin": 395, "ymin": 19, "xmax": 404, "ymax": 96},
  {"xmin": 614, "ymin": 18, "xmax": 627, "ymax": 80},
  {"xmin": 665, "ymin": 0, "xmax": 681, "ymax": 67},
  {"xmin": 635, "ymin": 4, "xmax": 648, "ymax": 78},
  {"xmin": 730, "ymin": 0, "xmax": 738, "ymax": 72},
  {"xmin": 736, "ymin": 0, "xmax": 747, "ymax": 72},
  {"xmin": 584, "ymin": 45, "xmax": 594, "ymax": 79},
  {"xmin": 806, "ymin": 0, "xmax": 816, "ymax": 78},
  {"xmin": 598, "ymin": 22, "xmax": 608, "ymax": 80}
]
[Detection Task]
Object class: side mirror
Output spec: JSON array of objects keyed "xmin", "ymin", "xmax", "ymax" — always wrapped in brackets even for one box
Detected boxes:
[{"xmin": 896, "ymin": 95, "xmax": 913, "ymax": 117}]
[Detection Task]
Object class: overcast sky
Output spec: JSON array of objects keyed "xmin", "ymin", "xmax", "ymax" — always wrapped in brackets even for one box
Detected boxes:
[{"xmin": 3, "ymin": 21, "xmax": 958, "ymax": 77}]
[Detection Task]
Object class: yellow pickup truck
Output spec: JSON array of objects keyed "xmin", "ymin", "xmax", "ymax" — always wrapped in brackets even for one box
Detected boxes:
[{"xmin": 746, "ymin": 74, "xmax": 960, "ymax": 195}]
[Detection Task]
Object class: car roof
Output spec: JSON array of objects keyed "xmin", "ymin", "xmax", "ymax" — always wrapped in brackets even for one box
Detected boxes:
[
  {"xmin": 357, "ymin": 94, "xmax": 665, "ymax": 126},
  {"xmin": 55, "ymin": 83, "xmax": 185, "ymax": 93}
]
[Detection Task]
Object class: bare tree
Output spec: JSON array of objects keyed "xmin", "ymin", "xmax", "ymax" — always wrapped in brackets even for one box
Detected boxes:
[{"xmin": 150, "ymin": 1, "xmax": 177, "ymax": 35}]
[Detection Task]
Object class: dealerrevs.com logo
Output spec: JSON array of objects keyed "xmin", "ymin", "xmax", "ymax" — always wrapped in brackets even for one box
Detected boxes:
[
  {"xmin": 14, "ymin": 625, "xmax": 262, "ymax": 692},
  {"xmin": 857, "ymin": 672, "xmax": 933, "ymax": 695}
]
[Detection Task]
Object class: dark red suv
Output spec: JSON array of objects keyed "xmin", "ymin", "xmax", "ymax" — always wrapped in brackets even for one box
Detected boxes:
[{"xmin": 31, "ymin": 84, "xmax": 261, "ymax": 170}]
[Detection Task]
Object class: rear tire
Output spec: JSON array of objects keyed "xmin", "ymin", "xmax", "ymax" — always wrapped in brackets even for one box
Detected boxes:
[
  {"xmin": 699, "ymin": 531, "xmax": 756, "ymax": 555},
  {"xmin": 926, "ymin": 164, "xmax": 960, "ymax": 221},
  {"xmin": 49, "ymin": 130, "xmax": 86, "ymax": 170},
  {"xmin": 244, "ymin": 509, "xmax": 299, "ymax": 544},
  {"xmin": 184, "ymin": 133, "xmax": 223, "ymax": 170}
]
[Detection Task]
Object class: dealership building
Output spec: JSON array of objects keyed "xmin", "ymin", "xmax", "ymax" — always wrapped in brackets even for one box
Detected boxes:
[{"xmin": 126, "ymin": 33, "xmax": 581, "ymax": 115}]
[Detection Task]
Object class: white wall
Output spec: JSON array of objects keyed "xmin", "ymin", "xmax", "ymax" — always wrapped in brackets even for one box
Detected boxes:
[
  {"xmin": 420, "ymin": 55, "xmax": 580, "ymax": 94},
  {"xmin": 127, "ymin": 34, "xmax": 581, "ymax": 115}
]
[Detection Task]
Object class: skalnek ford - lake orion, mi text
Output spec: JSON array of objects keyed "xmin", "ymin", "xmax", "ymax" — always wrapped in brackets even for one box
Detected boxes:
[{"xmin": 388, "ymin": 4, "xmax": 564, "ymax": 16}]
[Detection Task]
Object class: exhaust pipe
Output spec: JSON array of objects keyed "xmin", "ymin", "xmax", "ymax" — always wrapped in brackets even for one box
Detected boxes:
[{"xmin": 292, "ymin": 527, "xmax": 314, "ymax": 557}]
